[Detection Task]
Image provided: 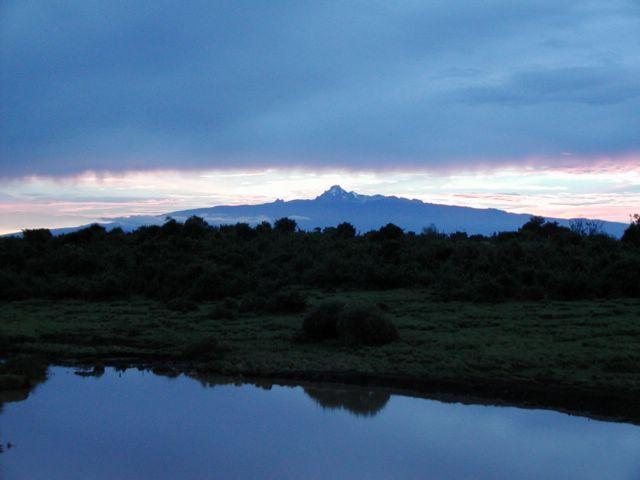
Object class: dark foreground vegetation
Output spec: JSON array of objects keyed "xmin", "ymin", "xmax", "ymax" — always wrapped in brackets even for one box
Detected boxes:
[
  {"xmin": 1, "ymin": 215, "xmax": 639, "ymax": 423},
  {"xmin": 1, "ymin": 291, "xmax": 639, "ymax": 423},
  {"xmin": 1, "ymin": 214, "xmax": 639, "ymax": 303}
]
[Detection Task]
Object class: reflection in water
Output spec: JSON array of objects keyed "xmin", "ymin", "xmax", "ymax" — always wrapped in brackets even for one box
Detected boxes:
[
  {"xmin": 304, "ymin": 387, "xmax": 390, "ymax": 417},
  {"xmin": 1, "ymin": 367, "xmax": 640, "ymax": 480}
]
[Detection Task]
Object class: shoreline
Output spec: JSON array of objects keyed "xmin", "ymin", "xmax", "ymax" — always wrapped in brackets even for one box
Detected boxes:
[{"xmin": 22, "ymin": 357, "xmax": 640, "ymax": 426}]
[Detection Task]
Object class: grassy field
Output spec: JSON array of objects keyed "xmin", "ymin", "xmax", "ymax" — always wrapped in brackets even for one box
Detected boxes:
[{"xmin": 1, "ymin": 289, "xmax": 639, "ymax": 422}]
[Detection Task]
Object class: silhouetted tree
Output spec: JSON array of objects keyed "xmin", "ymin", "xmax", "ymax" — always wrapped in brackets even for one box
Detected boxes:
[
  {"xmin": 336, "ymin": 222, "xmax": 356, "ymax": 238},
  {"xmin": 234, "ymin": 223, "xmax": 256, "ymax": 240},
  {"xmin": 375, "ymin": 223, "xmax": 404, "ymax": 241},
  {"xmin": 1, "ymin": 216, "xmax": 639, "ymax": 303},
  {"xmin": 274, "ymin": 217, "xmax": 297, "ymax": 233},
  {"xmin": 254, "ymin": 221, "xmax": 272, "ymax": 234},
  {"xmin": 22, "ymin": 229, "xmax": 52, "ymax": 243},
  {"xmin": 62, "ymin": 224, "xmax": 106, "ymax": 244},
  {"xmin": 571, "ymin": 218, "xmax": 604, "ymax": 236},
  {"xmin": 183, "ymin": 216, "xmax": 210, "ymax": 238},
  {"xmin": 160, "ymin": 217, "xmax": 182, "ymax": 236},
  {"xmin": 520, "ymin": 216, "xmax": 545, "ymax": 234},
  {"xmin": 622, "ymin": 214, "xmax": 640, "ymax": 247}
]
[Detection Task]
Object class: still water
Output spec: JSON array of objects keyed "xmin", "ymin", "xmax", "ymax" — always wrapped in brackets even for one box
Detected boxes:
[{"xmin": 1, "ymin": 367, "xmax": 639, "ymax": 480}]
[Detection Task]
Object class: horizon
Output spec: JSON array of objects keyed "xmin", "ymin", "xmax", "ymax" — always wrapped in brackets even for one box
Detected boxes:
[{"xmin": 1, "ymin": 180, "xmax": 634, "ymax": 236}]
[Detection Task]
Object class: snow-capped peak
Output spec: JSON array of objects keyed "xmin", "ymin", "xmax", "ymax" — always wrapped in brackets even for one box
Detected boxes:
[{"xmin": 316, "ymin": 185, "xmax": 360, "ymax": 201}]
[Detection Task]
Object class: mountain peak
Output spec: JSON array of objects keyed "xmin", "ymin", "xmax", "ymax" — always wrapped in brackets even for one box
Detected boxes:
[{"xmin": 316, "ymin": 185, "xmax": 358, "ymax": 201}]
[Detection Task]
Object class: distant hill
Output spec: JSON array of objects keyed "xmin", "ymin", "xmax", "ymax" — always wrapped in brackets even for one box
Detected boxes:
[{"xmin": 38, "ymin": 185, "xmax": 629, "ymax": 237}]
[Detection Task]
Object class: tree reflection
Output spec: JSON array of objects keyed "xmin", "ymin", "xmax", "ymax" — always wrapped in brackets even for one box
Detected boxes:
[{"xmin": 304, "ymin": 387, "xmax": 390, "ymax": 417}]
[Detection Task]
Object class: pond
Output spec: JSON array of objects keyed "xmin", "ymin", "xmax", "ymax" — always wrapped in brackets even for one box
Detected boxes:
[{"xmin": 1, "ymin": 367, "xmax": 639, "ymax": 479}]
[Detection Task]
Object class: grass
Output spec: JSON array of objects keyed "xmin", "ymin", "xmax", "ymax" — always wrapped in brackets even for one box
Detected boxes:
[{"xmin": 1, "ymin": 289, "xmax": 639, "ymax": 422}]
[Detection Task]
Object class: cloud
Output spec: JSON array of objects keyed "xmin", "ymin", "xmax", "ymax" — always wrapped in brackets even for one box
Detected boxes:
[
  {"xmin": 1, "ymin": 0, "xmax": 639, "ymax": 177},
  {"xmin": 461, "ymin": 66, "xmax": 640, "ymax": 106}
]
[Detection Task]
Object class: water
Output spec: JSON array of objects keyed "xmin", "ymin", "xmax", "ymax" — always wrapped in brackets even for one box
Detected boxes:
[{"xmin": 1, "ymin": 367, "xmax": 639, "ymax": 480}]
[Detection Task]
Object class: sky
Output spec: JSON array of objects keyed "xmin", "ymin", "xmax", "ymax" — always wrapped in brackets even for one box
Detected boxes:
[{"xmin": 1, "ymin": 1, "xmax": 639, "ymax": 233}]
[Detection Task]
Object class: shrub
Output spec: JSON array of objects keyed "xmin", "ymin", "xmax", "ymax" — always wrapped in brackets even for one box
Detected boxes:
[
  {"xmin": 336, "ymin": 306, "xmax": 398, "ymax": 345},
  {"xmin": 301, "ymin": 301, "xmax": 344, "ymax": 340}
]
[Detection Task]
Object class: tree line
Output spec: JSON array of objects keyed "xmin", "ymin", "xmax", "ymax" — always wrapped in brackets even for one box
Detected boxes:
[{"xmin": 0, "ymin": 215, "xmax": 639, "ymax": 303}]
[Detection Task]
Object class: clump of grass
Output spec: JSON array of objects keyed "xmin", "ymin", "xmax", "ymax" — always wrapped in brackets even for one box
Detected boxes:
[
  {"xmin": 300, "ymin": 302, "xmax": 398, "ymax": 346},
  {"xmin": 337, "ymin": 306, "xmax": 399, "ymax": 346},
  {"xmin": 301, "ymin": 301, "xmax": 344, "ymax": 340}
]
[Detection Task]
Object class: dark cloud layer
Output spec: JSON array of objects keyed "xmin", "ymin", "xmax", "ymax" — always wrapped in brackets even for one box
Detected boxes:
[{"xmin": 1, "ymin": 0, "xmax": 639, "ymax": 176}]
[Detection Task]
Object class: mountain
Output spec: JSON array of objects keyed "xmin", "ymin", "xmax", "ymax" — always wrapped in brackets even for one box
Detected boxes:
[{"xmin": 87, "ymin": 184, "xmax": 628, "ymax": 237}]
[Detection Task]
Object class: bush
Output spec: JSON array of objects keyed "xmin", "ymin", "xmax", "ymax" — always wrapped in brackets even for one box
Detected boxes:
[
  {"xmin": 301, "ymin": 301, "xmax": 344, "ymax": 340},
  {"xmin": 336, "ymin": 306, "xmax": 399, "ymax": 345}
]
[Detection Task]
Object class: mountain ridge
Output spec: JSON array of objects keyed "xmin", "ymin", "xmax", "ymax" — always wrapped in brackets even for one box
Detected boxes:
[
  {"xmin": 14, "ymin": 185, "xmax": 629, "ymax": 237},
  {"xmin": 102, "ymin": 185, "xmax": 629, "ymax": 237}
]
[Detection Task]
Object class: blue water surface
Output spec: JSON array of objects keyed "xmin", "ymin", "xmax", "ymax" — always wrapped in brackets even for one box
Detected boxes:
[{"xmin": 1, "ymin": 367, "xmax": 639, "ymax": 480}]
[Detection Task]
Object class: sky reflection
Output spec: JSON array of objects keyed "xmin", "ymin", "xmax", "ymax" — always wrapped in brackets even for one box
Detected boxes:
[{"xmin": 1, "ymin": 367, "xmax": 639, "ymax": 480}]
